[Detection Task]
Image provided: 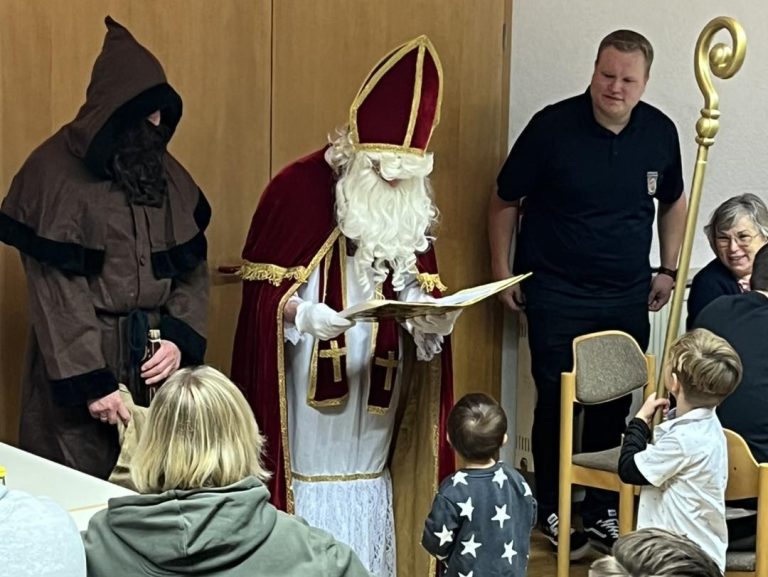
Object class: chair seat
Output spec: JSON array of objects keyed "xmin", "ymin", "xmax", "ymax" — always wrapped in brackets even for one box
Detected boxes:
[
  {"xmin": 726, "ymin": 551, "xmax": 756, "ymax": 572},
  {"xmin": 572, "ymin": 446, "xmax": 620, "ymax": 473}
]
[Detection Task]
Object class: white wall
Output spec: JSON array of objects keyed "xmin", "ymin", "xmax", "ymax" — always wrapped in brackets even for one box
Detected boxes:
[{"xmin": 508, "ymin": 0, "xmax": 768, "ymax": 268}]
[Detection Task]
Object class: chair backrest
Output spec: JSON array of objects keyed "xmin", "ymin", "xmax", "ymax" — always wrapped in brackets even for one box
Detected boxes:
[
  {"xmin": 725, "ymin": 428, "xmax": 759, "ymax": 501},
  {"xmin": 723, "ymin": 430, "xmax": 768, "ymax": 577},
  {"xmin": 572, "ymin": 331, "xmax": 649, "ymax": 404}
]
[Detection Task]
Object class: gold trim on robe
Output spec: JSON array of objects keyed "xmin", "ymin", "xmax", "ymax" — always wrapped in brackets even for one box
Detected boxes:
[
  {"xmin": 275, "ymin": 229, "xmax": 341, "ymax": 513},
  {"xmin": 292, "ymin": 470, "xmax": 385, "ymax": 483}
]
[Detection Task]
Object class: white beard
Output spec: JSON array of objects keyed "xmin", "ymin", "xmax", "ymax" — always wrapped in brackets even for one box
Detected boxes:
[{"xmin": 332, "ymin": 150, "xmax": 438, "ymax": 293}]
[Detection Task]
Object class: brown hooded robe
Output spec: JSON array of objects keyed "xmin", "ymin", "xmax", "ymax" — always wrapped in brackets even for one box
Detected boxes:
[{"xmin": 0, "ymin": 17, "xmax": 210, "ymax": 478}]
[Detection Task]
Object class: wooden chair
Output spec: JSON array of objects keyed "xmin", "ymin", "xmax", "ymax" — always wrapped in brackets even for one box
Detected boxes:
[
  {"xmin": 557, "ymin": 330, "xmax": 655, "ymax": 577},
  {"xmin": 724, "ymin": 429, "xmax": 768, "ymax": 577}
]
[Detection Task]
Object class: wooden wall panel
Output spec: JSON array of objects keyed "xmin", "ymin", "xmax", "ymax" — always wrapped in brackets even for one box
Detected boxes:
[
  {"xmin": 1, "ymin": 0, "xmax": 511, "ymax": 446},
  {"xmin": 0, "ymin": 0, "xmax": 271, "ymax": 442},
  {"xmin": 272, "ymin": 0, "xmax": 511, "ymax": 402}
]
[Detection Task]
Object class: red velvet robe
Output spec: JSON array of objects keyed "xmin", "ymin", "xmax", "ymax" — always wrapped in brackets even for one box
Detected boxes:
[{"xmin": 231, "ymin": 148, "xmax": 454, "ymax": 577}]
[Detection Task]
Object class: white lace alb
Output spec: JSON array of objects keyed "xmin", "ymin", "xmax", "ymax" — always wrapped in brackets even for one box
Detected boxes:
[{"xmin": 293, "ymin": 472, "xmax": 396, "ymax": 577}]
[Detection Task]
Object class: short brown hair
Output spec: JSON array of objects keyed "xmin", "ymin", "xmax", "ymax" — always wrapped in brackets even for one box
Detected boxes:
[
  {"xmin": 667, "ymin": 328, "xmax": 742, "ymax": 407},
  {"xmin": 589, "ymin": 528, "xmax": 722, "ymax": 577},
  {"xmin": 597, "ymin": 30, "xmax": 654, "ymax": 76},
  {"xmin": 447, "ymin": 393, "xmax": 507, "ymax": 461}
]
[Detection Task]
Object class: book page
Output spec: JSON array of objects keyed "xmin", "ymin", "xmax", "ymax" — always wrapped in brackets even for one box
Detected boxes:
[{"xmin": 339, "ymin": 273, "xmax": 531, "ymax": 321}]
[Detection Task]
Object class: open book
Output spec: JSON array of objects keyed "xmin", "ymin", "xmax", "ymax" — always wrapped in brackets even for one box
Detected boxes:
[{"xmin": 339, "ymin": 273, "xmax": 531, "ymax": 322}]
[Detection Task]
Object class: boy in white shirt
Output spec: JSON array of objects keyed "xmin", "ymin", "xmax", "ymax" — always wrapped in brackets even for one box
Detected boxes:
[{"xmin": 618, "ymin": 328, "xmax": 742, "ymax": 571}]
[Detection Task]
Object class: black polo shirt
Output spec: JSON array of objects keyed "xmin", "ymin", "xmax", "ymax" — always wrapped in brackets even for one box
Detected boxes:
[{"xmin": 497, "ymin": 91, "xmax": 683, "ymax": 306}]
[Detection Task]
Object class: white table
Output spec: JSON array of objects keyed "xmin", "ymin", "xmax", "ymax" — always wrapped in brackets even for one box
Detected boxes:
[{"xmin": 0, "ymin": 443, "xmax": 136, "ymax": 530}]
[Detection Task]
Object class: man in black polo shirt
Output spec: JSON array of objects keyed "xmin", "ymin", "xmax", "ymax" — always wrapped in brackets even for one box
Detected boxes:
[{"xmin": 488, "ymin": 30, "xmax": 686, "ymax": 556}]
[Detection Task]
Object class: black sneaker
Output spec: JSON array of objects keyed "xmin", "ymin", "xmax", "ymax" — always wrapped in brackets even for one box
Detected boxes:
[
  {"xmin": 584, "ymin": 508, "xmax": 620, "ymax": 554},
  {"xmin": 540, "ymin": 512, "xmax": 591, "ymax": 560}
]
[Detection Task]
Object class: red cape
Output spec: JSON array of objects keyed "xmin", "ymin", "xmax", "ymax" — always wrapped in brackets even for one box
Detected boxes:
[{"xmin": 231, "ymin": 148, "xmax": 454, "ymax": 512}]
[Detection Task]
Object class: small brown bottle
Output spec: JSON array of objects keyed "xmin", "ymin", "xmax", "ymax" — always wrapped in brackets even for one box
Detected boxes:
[{"xmin": 145, "ymin": 329, "xmax": 162, "ymax": 402}]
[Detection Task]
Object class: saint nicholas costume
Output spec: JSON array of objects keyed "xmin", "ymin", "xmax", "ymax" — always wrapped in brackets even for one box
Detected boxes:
[
  {"xmin": 0, "ymin": 17, "xmax": 209, "ymax": 479},
  {"xmin": 231, "ymin": 36, "xmax": 454, "ymax": 577}
]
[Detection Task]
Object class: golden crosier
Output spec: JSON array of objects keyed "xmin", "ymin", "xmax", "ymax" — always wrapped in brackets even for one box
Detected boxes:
[{"xmin": 657, "ymin": 17, "xmax": 746, "ymax": 414}]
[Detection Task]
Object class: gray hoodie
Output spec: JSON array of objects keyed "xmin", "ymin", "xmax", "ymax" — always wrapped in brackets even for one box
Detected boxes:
[{"xmin": 82, "ymin": 476, "xmax": 371, "ymax": 576}]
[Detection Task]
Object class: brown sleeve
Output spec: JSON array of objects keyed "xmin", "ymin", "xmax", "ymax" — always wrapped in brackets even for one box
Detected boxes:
[
  {"xmin": 22, "ymin": 255, "xmax": 118, "ymax": 406},
  {"xmin": 159, "ymin": 260, "xmax": 209, "ymax": 366}
]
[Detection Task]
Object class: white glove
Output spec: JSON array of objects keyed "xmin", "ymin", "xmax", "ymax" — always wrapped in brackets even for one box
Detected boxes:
[
  {"xmin": 408, "ymin": 310, "xmax": 462, "ymax": 337},
  {"xmin": 295, "ymin": 301, "xmax": 355, "ymax": 340},
  {"xmin": 412, "ymin": 331, "xmax": 444, "ymax": 362}
]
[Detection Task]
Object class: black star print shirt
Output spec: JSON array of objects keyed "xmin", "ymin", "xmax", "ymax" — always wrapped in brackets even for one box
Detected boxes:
[{"xmin": 422, "ymin": 462, "xmax": 537, "ymax": 577}]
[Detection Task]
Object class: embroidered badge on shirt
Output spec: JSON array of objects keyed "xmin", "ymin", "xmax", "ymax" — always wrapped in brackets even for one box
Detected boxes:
[{"xmin": 647, "ymin": 171, "xmax": 659, "ymax": 195}]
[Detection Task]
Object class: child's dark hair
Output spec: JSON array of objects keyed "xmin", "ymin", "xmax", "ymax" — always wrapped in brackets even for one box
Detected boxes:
[{"xmin": 447, "ymin": 393, "xmax": 507, "ymax": 461}]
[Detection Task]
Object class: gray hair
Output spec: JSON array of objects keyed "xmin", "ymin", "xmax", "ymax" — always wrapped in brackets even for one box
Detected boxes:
[
  {"xmin": 704, "ymin": 193, "xmax": 768, "ymax": 249},
  {"xmin": 589, "ymin": 528, "xmax": 723, "ymax": 577}
]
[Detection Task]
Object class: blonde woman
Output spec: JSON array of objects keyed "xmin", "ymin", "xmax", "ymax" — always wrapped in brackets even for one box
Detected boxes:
[{"xmin": 83, "ymin": 366, "xmax": 371, "ymax": 577}]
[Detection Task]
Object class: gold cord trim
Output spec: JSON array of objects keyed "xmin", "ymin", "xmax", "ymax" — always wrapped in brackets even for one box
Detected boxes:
[
  {"xmin": 292, "ymin": 470, "xmax": 385, "ymax": 483},
  {"xmin": 417, "ymin": 272, "xmax": 447, "ymax": 293},
  {"xmin": 239, "ymin": 262, "xmax": 309, "ymax": 286}
]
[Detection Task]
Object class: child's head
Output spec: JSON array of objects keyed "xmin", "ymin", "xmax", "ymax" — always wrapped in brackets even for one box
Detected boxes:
[
  {"xmin": 447, "ymin": 393, "xmax": 507, "ymax": 462},
  {"xmin": 131, "ymin": 365, "xmax": 271, "ymax": 493},
  {"xmin": 665, "ymin": 328, "xmax": 742, "ymax": 408},
  {"xmin": 589, "ymin": 527, "xmax": 722, "ymax": 577}
]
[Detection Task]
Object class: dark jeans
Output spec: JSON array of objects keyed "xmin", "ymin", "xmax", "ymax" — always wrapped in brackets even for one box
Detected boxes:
[{"xmin": 524, "ymin": 300, "xmax": 650, "ymax": 526}]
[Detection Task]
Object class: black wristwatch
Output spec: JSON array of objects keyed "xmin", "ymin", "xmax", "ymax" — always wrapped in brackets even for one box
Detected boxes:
[{"xmin": 657, "ymin": 267, "xmax": 677, "ymax": 279}]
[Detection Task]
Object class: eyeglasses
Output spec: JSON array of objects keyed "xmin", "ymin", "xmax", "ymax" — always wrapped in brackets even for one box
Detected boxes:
[{"xmin": 715, "ymin": 232, "xmax": 760, "ymax": 248}]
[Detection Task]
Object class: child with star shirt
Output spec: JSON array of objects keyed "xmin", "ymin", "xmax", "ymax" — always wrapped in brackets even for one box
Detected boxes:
[{"xmin": 422, "ymin": 393, "xmax": 536, "ymax": 576}]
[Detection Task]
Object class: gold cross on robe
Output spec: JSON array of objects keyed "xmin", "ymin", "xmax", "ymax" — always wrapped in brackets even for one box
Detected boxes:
[
  {"xmin": 374, "ymin": 351, "xmax": 398, "ymax": 391},
  {"xmin": 319, "ymin": 340, "xmax": 347, "ymax": 382}
]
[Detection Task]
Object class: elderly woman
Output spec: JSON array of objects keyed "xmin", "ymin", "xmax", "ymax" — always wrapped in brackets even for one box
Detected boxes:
[
  {"xmin": 82, "ymin": 366, "xmax": 371, "ymax": 577},
  {"xmin": 687, "ymin": 193, "xmax": 768, "ymax": 328}
]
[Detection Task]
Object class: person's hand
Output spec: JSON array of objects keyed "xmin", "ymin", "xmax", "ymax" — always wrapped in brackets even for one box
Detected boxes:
[
  {"xmin": 635, "ymin": 392, "xmax": 669, "ymax": 426},
  {"xmin": 295, "ymin": 302, "xmax": 355, "ymax": 340},
  {"xmin": 648, "ymin": 273, "xmax": 674, "ymax": 311},
  {"xmin": 141, "ymin": 340, "xmax": 181, "ymax": 385},
  {"xmin": 498, "ymin": 283, "xmax": 525, "ymax": 312},
  {"xmin": 409, "ymin": 310, "xmax": 462, "ymax": 336},
  {"xmin": 88, "ymin": 390, "xmax": 131, "ymax": 426}
]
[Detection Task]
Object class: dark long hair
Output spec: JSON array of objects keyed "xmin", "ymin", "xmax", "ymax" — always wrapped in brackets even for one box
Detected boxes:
[{"xmin": 109, "ymin": 119, "xmax": 170, "ymax": 207}]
